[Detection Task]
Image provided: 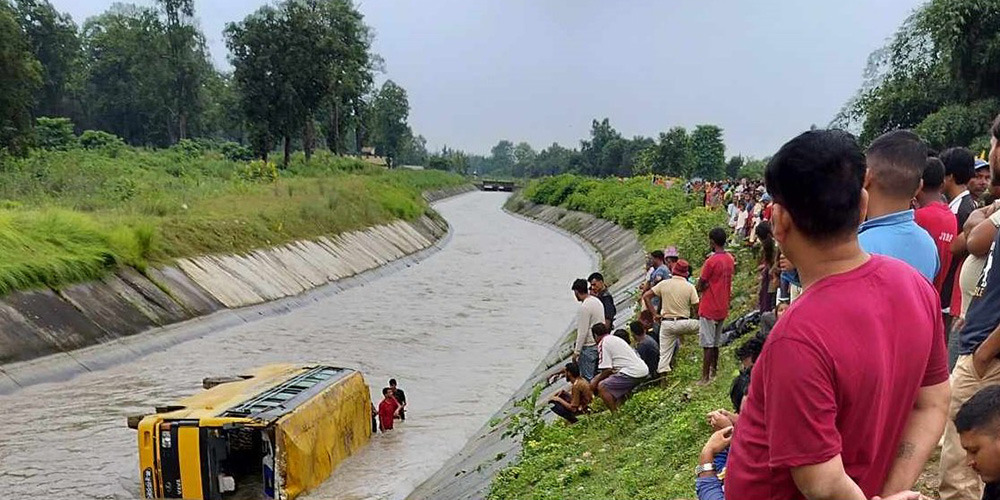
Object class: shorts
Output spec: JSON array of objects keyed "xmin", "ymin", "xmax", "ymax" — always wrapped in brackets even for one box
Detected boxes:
[
  {"xmin": 699, "ymin": 317, "xmax": 725, "ymax": 348},
  {"xmin": 599, "ymin": 373, "xmax": 643, "ymax": 401}
]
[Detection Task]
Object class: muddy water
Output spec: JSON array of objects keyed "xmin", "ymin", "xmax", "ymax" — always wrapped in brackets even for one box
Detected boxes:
[{"xmin": 0, "ymin": 192, "xmax": 593, "ymax": 500}]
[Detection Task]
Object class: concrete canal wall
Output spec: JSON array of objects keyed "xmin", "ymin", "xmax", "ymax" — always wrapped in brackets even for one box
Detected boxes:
[
  {"xmin": 407, "ymin": 195, "xmax": 647, "ymax": 500},
  {"xmin": 0, "ymin": 184, "xmax": 476, "ymax": 393}
]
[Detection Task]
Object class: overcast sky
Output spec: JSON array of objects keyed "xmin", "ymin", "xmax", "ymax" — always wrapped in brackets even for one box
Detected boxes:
[{"xmin": 51, "ymin": 0, "xmax": 923, "ymax": 158}]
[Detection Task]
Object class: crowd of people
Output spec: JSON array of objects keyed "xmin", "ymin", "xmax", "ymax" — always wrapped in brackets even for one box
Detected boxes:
[{"xmin": 550, "ymin": 113, "xmax": 1000, "ymax": 500}]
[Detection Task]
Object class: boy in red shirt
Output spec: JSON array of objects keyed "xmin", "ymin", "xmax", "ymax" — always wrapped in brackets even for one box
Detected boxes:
[
  {"xmin": 722, "ymin": 130, "xmax": 950, "ymax": 500},
  {"xmin": 696, "ymin": 227, "xmax": 735, "ymax": 384},
  {"xmin": 378, "ymin": 387, "xmax": 400, "ymax": 432},
  {"xmin": 915, "ymin": 157, "xmax": 958, "ymax": 299}
]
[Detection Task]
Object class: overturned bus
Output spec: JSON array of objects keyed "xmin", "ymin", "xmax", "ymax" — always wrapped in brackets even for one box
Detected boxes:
[{"xmin": 130, "ymin": 364, "xmax": 372, "ymax": 500}]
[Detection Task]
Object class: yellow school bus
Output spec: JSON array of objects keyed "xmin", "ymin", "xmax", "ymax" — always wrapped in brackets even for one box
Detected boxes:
[{"xmin": 131, "ymin": 364, "xmax": 372, "ymax": 500}]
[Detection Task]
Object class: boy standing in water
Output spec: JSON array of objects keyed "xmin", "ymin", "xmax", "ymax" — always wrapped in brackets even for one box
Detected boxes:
[
  {"xmin": 378, "ymin": 387, "xmax": 400, "ymax": 432},
  {"xmin": 390, "ymin": 378, "xmax": 407, "ymax": 420}
]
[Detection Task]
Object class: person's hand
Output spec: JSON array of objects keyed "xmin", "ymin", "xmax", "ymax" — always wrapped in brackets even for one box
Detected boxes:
[
  {"xmin": 653, "ymin": 314, "xmax": 663, "ymax": 322},
  {"xmin": 706, "ymin": 410, "xmax": 733, "ymax": 431},
  {"xmin": 701, "ymin": 426, "xmax": 733, "ymax": 457},
  {"xmin": 872, "ymin": 491, "xmax": 924, "ymax": 500},
  {"xmin": 572, "ymin": 353, "xmax": 580, "ymax": 364},
  {"xmin": 973, "ymin": 346, "xmax": 993, "ymax": 379},
  {"xmin": 779, "ymin": 255, "xmax": 795, "ymax": 272}
]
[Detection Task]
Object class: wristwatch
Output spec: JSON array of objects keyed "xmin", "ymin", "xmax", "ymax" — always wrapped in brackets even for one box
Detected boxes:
[{"xmin": 695, "ymin": 462, "xmax": 716, "ymax": 476}]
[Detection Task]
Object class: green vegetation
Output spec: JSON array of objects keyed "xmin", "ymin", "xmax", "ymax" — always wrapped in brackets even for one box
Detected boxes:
[
  {"xmin": 0, "ymin": 142, "xmax": 465, "ymax": 294},
  {"xmin": 491, "ymin": 175, "xmax": 758, "ymax": 500},
  {"xmin": 837, "ymin": 0, "xmax": 1000, "ymax": 150}
]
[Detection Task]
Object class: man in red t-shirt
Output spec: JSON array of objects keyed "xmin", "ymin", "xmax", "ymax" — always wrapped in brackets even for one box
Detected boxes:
[
  {"xmin": 378, "ymin": 387, "xmax": 400, "ymax": 432},
  {"xmin": 915, "ymin": 157, "xmax": 958, "ymax": 298},
  {"xmin": 696, "ymin": 227, "xmax": 735, "ymax": 384},
  {"xmin": 722, "ymin": 130, "xmax": 950, "ymax": 500}
]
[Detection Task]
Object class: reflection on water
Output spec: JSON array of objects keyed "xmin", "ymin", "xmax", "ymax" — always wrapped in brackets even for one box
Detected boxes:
[{"xmin": 0, "ymin": 192, "xmax": 593, "ymax": 500}]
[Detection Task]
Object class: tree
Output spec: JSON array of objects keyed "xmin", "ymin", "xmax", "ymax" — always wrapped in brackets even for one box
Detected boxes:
[
  {"xmin": 315, "ymin": 0, "xmax": 375, "ymax": 156},
  {"xmin": 81, "ymin": 4, "xmax": 173, "ymax": 146},
  {"xmin": 368, "ymin": 79, "xmax": 410, "ymax": 164},
  {"xmin": 839, "ymin": 0, "xmax": 1000, "ymax": 146},
  {"xmin": 726, "ymin": 155, "xmax": 745, "ymax": 179},
  {"xmin": 397, "ymin": 132, "xmax": 427, "ymax": 166},
  {"xmin": 0, "ymin": 0, "xmax": 41, "ymax": 156},
  {"xmin": 155, "ymin": 0, "xmax": 207, "ymax": 142},
  {"xmin": 489, "ymin": 140, "xmax": 515, "ymax": 175},
  {"xmin": 226, "ymin": 5, "xmax": 286, "ymax": 161},
  {"xmin": 690, "ymin": 125, "xmax": 725, "ymax": 179},
  {"xmin": 12, "ymin": 0, "xmax": 78, "ymax": 119},
  {"xmin": 654, "ymin": 127, "xmax": 694, "ymax": 177},
  {"xmin": 512, "ymin": 141, "xmax": 536, "ymax": 177},
  {"xmin": 580, "ymin": 118, "xmax": 622, "ymax": 176}
]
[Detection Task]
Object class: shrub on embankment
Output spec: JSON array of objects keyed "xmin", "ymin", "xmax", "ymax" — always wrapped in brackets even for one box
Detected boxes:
[
  {"xmin": 491, "ymin": 175, "xmax": 757, "ymax": 500},
  {"xmin": 0, "ymin": 145, "xmax": 465, "ymax": 294}
]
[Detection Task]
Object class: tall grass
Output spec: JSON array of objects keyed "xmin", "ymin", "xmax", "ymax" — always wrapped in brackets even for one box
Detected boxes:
[{"xmin": 0, "ymin": 148, "xmax": 466, "ymax": 293}]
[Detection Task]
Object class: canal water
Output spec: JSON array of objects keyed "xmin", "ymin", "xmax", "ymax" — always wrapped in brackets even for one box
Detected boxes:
[{"xmin": 0, "ymin": 192, "xmax": 594, "ymax": 500}]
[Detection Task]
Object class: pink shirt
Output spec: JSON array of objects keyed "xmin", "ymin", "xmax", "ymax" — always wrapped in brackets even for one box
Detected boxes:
[{"xmin": 726, "ymin": 256, "xmax": 948, "ymax": 499}]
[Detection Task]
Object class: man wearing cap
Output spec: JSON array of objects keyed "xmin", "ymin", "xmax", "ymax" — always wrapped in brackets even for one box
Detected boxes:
[
  {"xmin": 642, "ymin": 259, "xmax": 700, "ymax": 378},
  {"xmin": 972, "ymin": 158, "xmax": 991, "ymax": 206},
  {"xmin": 664, "ymin": 246, "xmax": 680, "ymax": 269}
]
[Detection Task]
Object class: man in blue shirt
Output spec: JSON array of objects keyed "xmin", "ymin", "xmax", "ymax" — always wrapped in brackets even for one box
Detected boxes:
[{"xmin": 858, "ymin": 130, "xmax": 939, "ymax": 281}]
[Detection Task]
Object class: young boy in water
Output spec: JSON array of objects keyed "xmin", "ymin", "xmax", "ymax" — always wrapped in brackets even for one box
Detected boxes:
[
  {"xmin": 378, "ymin": 387, "xmax": 400, "ymax": 432},
  {"xmin": 389, "ymin": 378, "xmax": 407, "ymax": 420}
]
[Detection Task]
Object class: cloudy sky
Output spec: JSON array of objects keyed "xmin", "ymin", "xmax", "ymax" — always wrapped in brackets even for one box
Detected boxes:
[{"xmin": 51, "ymin": 0, "xmax": 924, "ymax": 158}]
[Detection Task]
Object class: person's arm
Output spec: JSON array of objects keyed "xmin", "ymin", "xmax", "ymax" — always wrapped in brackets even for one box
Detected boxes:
[
  {"xmin": 642, "ymin": 289, "xmax": 658, "ymax": 320},
  {"xmin": 790, "ymin": 455, "xmax": 866, "ymax": 500},
  {"xmin": 967, "ymin": 210, "xmax": 999, "ymax": 257},
  {"xmin": 879, "ymin": 381, "xmax": 950, "ymax": 495},
  {"xmin": 573, "ymin": 308, "xmax": 588, "ymax": 360},
  {"xmin": 697, "ymin": 259, "xmax": 714, "ymax": 293},
  {"xmin": 973, "ymin": 322, "xmax": 1000, "ymax": 378},
  {"xmin": 550, "ymin": 394, "xmax": 573, "ymax": 408},
  {"xmin": 568, "ymin": 385, "xmax": 582, "ymax": 412}
]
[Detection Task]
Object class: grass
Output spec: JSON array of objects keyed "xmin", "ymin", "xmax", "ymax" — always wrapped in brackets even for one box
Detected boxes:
[
  {"xmin": 0, "ymin": 147, "xmax": 466, "ymax": 294},
  {"xmin": 489, "ymin": 175, "xmax": 760, "ymax": 500}
]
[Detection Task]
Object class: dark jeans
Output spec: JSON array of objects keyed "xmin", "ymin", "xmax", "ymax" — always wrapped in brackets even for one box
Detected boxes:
[{"xmin": 550, "ymin": 401, "xmax": 579, "ymax": 423}]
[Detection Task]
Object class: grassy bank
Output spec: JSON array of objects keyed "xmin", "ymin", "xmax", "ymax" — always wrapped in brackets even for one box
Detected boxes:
[
  {"xmin": 490, "ymin": 175, "xmax": 756, "ymax": 500},
  {"xmin": 0, "ymin": 146, "xmax": 465, "ymax": 294}
]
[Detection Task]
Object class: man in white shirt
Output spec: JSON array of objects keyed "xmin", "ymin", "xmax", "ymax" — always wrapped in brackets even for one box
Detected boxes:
[
  {"xmin": 589, "ymin": 323, "xmax": 649, "ymax": 411},
  {"xmin": 573, "ymin": 278, "xmax": 605, "ymax": 380}
]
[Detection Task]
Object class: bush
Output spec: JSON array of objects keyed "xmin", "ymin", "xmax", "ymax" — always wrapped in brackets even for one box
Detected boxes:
[
  {"xmin": 78, "ymin": 130, "xmax": 125, "ymax": 152},
  {"xmin": 238, "ymin": 160, "xmax": 279, "ymax": 183},
  {"xmin": 35, "ymin": 117, "xmax": 77, "ymax": 151},
  {"xmin": 171, "ymin": 139, "xmax": 204, "ymax": 158},
  {"xmin": 220, "ymin": 141, "xmax": 254, "ymax": 162}
]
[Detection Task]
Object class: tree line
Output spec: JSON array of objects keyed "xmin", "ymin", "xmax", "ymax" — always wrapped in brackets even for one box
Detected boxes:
[
  {"xmin": 449, "ymin": 118, "xmax": 765, "ymax": 180},
  {"xmin": 0, "ymin": 0, "xmax": 426, "ymax": 166},
  {"xmin": 835, "ymin": 0, "xmax": 1000, "ymax": 153}
]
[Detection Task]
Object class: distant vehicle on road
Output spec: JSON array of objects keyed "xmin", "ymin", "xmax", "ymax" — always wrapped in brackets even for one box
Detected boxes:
[{"xmin": 129, "ymin": 364, "xmax": 372, "ymax": 500}]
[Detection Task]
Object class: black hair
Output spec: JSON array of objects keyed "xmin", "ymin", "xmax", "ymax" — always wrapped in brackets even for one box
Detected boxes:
[
  {"xmin": 956, "ymin": 385, "xmax": 1000, "ymax": 434},
  {"xmin": 865, "ymin": 130, "xmax": 928, "ymax": 198},
  {"xmin": 651, "ymin": 250, "xmax": 665, "ymax": 261},
  {"xmin": 992, "ymin": 113, "xmax": 1000, "ymax": 142},
  {"xmin": 735, "ymin": 336, "xmax": 765, "ymax": 363},
  {"xmin": 709, "ymin": 227, "xmax": 727, "ymax": 247},
  {"xmin": 730, "ymin": 368, "xmax": 751, "ymax": 413},
  {"xmin": 757, "ymin": 221, "xmax": 776, "ymax": 266},
  {"xmin": 941, "ymin": 147, "xmax": 976, "ymax": 185},
  {"xmin": 572, "ymin": 278, "xmax": 589, "ymax": 294},
  {"xmin": 591, "ymin": 322, "xmax": 609, "ymax": 338},
  {"xmin": 629, "ymin": 320, "xmax": 644, "ymax": 336},
  {"xmin": 923, "ymin": 157, "xmax": 946, "ymax": 191},
  {"xmin": 389, "ymin": 378, "xmax": 397, "ymax": 386},
  {"xmin": 382, "ymin": 387, "xmax": 392, "ymax": 396},
  {"xmin": 765, "ymin": 129, "xmax": 866, "ymax": 241},
  {"xmin": 565, "ymin": 361, "xmax": 580, "ymax": 378},
  {"xmin": 613, "ymin": 328, "xmax": 630, "ymax": 343},
  {"xmin": 587, "ymin": 272, "xmax": 604, "ymax": 283}
]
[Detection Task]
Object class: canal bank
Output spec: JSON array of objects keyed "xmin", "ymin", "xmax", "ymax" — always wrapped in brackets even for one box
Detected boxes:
[
  {"xmin": 0, "ymin": 192, "xmax": 596, "ymax": 500},
  {"xmin": 407, "ymin": 194, "xmax": 647, "ymax": 500},
  {"xmin": 0, "ymin": 184, "xmax": 477, "ymax": 394}
]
